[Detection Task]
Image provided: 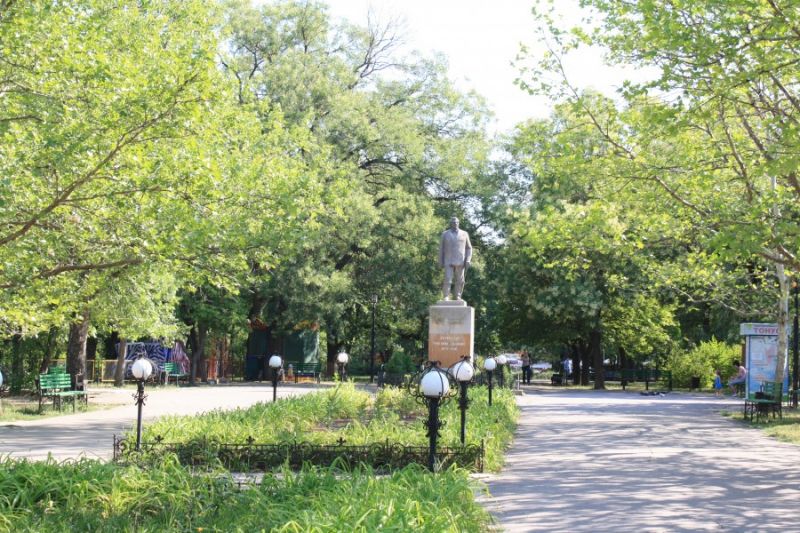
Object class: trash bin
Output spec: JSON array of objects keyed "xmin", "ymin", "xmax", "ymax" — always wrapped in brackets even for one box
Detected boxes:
[{"xmin": 690, "ymin": 376, "xmax": 701, "ymax": 390}]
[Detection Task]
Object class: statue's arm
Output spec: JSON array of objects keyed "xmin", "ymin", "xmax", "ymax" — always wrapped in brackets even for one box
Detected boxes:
[
  {"xmin": 464, "ymin": 233, "xmax": 473, "ymax": 265},
  {"xmin": 438, "ymin": 233, "xmax": 445, "ymax": 267}
]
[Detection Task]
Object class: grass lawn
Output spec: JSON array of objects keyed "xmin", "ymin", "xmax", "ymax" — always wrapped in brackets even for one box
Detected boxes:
[
  {"xmin": 0, "ymin": 395, "xmax": 124, "ymax": 423},
  {"xmin": 724, "ymin": 405, "xmax": 800, "ymax": 445}
]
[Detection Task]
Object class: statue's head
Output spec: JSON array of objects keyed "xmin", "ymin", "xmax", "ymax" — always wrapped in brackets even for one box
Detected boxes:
[{"xmin": 449, "ymin": 216, "xmax": 459, "ymax": 230}]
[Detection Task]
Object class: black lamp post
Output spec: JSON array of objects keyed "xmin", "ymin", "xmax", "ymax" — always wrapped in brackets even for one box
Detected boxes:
[
  {"xmin": 337, "ymin": 351, "xmax": 349, "ymax": 382},
  {"xmin": 484, "ymin": 357, "xmax": 496, "ymax": 406},
  {"xmin": 370, "ymin": 294, "xmax": 378, "ymax": 384},
  {"xmin": 793, "ymin": 280, "xmax": 799, "ymax": 408},
  {"xmin": 410, "ymin": 361, "xmax": 455, "ymax": 471},
  {"xmin": 269, "ymin": 354, "xmax": 282, "ymax": 402},
  {"xmin": 450, "ymin": 356, "xmax": 474, "ymax": 445},
  {"xmin": 496, "ymin": 354, "xmax": 507, "ymax": 388},
  {"xmin": 131, "ymin": 358, "xmax": 153, "ymax": 451}
]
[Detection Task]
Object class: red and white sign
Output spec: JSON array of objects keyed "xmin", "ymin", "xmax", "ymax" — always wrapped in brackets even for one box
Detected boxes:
[{"xmin": 739, "ymin": 323, "xmax": 779, "ymax": 336}]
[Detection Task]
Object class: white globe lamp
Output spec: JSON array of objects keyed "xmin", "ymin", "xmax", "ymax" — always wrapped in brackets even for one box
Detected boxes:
[
  {"xmin": 451, "ymin": 359, "xmax": 475, "ymax": 383},
  {"xmin": 336, "ymin": 351, "xmax": 349, "ymax": 382},
  {"xmin": 420, "ymin": 368, "xmax": 450, "ymax": 398},
  {"xmin": 131, "ymin": 358, "xmax": 153, "ymax": 381}
]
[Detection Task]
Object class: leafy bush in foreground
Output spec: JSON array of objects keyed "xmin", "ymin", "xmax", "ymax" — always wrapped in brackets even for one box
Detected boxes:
[{"xmin": 0, "ymin": 456, "xmax": 491, "ymax": 532}]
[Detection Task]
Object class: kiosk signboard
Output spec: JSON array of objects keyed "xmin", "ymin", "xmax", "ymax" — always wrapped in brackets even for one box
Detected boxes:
[{"xmin": 739, "ymin": 323, "xmax": 788, "ymax": 397}]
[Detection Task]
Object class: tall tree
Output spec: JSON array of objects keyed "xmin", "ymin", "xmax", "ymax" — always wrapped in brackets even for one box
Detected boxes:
[
  {"xmin": 218, "ymin": 0, "xmax": 492, "ymax": 370},
  {"xmin": 519, "ymin": 0, "xmax": 800, "ymax": 382}
]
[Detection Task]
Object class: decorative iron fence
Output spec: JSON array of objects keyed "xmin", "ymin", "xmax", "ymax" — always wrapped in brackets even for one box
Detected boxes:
[{"xmin": 113, "ymin": 435, "xmax": 484, "ymax": 473}]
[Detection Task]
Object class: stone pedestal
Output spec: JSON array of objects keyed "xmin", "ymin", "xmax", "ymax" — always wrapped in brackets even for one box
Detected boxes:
[{"xmin": 428, "ymin": 300, "xmax": 474, "ymax": 368}]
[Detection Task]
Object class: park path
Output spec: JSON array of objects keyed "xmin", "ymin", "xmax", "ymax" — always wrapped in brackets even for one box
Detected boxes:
[
  {"xmin": 0, "ymin": 383, "xmax": 324, "ymax": 461},
  {"xmin": 479, "ymin": 388, "xmax": 800, "ymax": 532}
]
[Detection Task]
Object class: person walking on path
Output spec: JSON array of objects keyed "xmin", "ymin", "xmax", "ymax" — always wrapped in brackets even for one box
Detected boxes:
[{"xmin": 521, "ymin": 351, "xmax": 531, "ymax": 385}]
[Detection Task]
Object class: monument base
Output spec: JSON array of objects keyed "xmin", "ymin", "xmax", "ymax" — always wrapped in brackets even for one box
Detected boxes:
[{"xmin": 428, "ymin": 301, "xmax": 475, "ymax": 368}]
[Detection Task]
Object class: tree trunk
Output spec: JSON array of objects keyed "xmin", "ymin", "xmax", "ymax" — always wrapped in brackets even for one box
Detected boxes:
[
  {"xmin": 39, "ymin": 326, "xmax": 58, "ymax": 373},
  {"xmin": 579, "ymin": 339, "xmax": 590, "ymax": 385},
  {"xmin": 10, "ymin": 334, "xmax": 23, "ymax": 394},
  {"xmin": 618, "ymin": 346, "xmax": 628, "ymax": 385},
  {"xmin": 114, "ymin": 338, "xmax": 127, "ymax": 387},
  {"xmin": 570, "ymin": 341, "xmax": 581, "ymax": 385},
  {"xmin": 189, "ymin": 324, "xmax": 208, "ymax": 385},
  {"xmin": 590, "ymin": 327, "xmax": 605, "ymax": 390},
  {"xmin": 326, "ymin": 330, "xmax": 341, "ymax": 378},
  {"xmin": 66, "ymin": 309, "xmax": 90, "ymax": 387},
  {"xmin": 245, "ymin": 293, "xmax": 268, "ymax": 356},
  {"xmin": 775, "ymin": 262, "xmax": 790, "ymax": 386},
  {"xmin": 771, "ymin": 173, "xmax": 790, "ymax": 388}
]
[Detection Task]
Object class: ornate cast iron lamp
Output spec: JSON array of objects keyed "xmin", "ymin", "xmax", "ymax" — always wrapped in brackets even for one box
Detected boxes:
[
  {"xmin": 483, "ymin": 357, "xmax": 497, "ymax": 406},
  {"xmin": 131, "ymin": 357, "xmax": 153, "ymax": 451},
  {"xmin": 410, "ymin": 361, "xmax": 456, "ymax": 471},
  {"xmin": 450, "ymin": 356, "xmax": 474, "ymax": 445},
  {"xmin": 370, "ymin": 294, "xmax": 378, "ymax": 383},
  {"xmin": 269, "ymin": 354, "xmax": 282, "ymax": 402},
  {"xmin": 496, "ymin": 354, "xmax": 507, "ymax": 388}
]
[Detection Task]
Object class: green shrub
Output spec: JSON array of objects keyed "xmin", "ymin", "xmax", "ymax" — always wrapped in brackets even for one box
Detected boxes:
[
  {"xmin": 666, "ymin": 338, "xmax": 741, "ymax": 388},
  {"xmin": 385, "ymin": 351, "xmax": 415, "ymax": 374}
]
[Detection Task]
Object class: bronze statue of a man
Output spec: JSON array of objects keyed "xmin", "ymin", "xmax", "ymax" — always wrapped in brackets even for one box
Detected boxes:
[{"xmin": 438, "ymin": 216, "xmax": 472, "ymax": 300}]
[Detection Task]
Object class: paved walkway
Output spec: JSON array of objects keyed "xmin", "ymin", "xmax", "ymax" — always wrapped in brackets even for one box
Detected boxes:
[
  {"xmin": 0, "ymin": 383, "xmax": 324, "ymax": 461},
  {"xmin": 480, "ymin": 388, "xmax": 800, "ymax": 532}
]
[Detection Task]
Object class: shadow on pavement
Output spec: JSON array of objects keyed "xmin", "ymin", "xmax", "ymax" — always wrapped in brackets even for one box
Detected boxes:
[{"xmin": 482, "ymin": 390, "xmax": 800, "ymax": 532}]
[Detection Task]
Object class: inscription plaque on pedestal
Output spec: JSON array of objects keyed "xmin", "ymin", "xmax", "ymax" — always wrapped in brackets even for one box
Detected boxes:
[{"xmin": 428, "ymin": 300, "xmax": 474, "ymax": 368}]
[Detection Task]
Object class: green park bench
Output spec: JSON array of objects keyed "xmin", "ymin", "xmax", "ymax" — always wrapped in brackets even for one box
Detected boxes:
[
  {"xmin": 744, "ymin": 381, "xmax": 783, "ymax": 423},
  {"xmin": 162, "ymin": 362, "xmax": 188, "ymax": 386},
  {"xmin": 38, "ymin": 372, "xmax": 87, "ymax": 413},
  {"xmin": 290, "ymin": 363, "xmax": 321, "ymax": 383}
]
